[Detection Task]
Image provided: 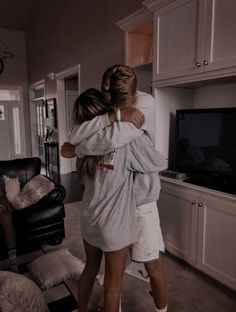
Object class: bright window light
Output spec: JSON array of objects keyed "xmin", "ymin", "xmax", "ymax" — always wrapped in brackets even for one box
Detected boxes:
[
  {"xmin": 0, "ymin": 89, "xmax": 20, "ymax": 101},
  {"xmin": 12, "ymin": 107, "xmax": 21, "ymax": 154}
]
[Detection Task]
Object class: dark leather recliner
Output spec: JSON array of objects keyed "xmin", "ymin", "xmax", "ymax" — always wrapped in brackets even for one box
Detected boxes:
[{"xmin": 0, "ymin": 157, "xmax": 66, "ymax": 259}]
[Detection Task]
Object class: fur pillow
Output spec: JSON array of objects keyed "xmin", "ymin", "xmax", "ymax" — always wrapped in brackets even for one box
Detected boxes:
[
  {"xmin": 4, "ymin": 176, "xmax": 20, "ymax": 203},
  {"xmin": 0, "ymin": 270, "xmax": 48, "ymax": 312},
  {"xmin": 27, "ymin": 248, "xmax": 85, "ymax": 290},
  {"xmin": 11, "ymin": 174, "xmax": 55, "ymax": 210}
]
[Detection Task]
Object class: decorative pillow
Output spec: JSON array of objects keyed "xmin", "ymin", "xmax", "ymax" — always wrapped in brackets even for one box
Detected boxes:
[
  {"xmin": 3, "ymin": 176, "xmax": 20, "ymax": 203},
  {"xmin": 11, "ymin": 174, "xmax": 55, "ymax": 210},
  {"xmin": 27, "ymin": 248, "xmax": 85, "ymax": 290},
  {"xmin": 0, "ymin": 270, "xmax": 48, "ymax": 312}
]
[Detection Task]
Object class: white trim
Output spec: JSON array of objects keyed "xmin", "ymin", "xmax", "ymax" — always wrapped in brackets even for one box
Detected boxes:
[
  {"xmin": 28, "ymin": 80, "xmax": 46, "ymax": 159},
  {"xmin": 29, "ymin": 79, "xmax": 45, "ymax": 90},
  {"xmin": 55, "ymin": 64, "xmax": 81, "ymax": 80},
  {"xmin": 116, "ymin": 8, "xmax": 152, "ymax": 31},
  {"xmin": 32, "ymin": 97, "xmax": 44, "ymax": 102},
  {"xmin": 143, "ymin": 0, "xmax": 176, "ymax": 12},
  {"xmin": 56, "ymin": 64, "xmax": 81, "ymax": 174},
  {"xmin": 0, "ymin": 84, "xmax": 23, "ymax": 91}
]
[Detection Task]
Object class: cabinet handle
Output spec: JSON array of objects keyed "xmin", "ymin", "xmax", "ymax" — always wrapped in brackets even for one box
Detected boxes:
[
  {"xmin": 198, "ymin": 202, "xmax": 203, "ymax": 207},
  {"xmin": 192, "ymin": 200, "xmax": 197, "ymax": 205},
  {"xmin": 196, "ymin": 62, "xmax": 201, "ymax": 67},
  {"xmin": 204, "ymin": 60, "xmax": 209, "ymax": 65}
]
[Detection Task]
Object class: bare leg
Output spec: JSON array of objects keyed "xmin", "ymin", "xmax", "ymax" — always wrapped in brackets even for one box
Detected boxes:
[
  {"xmin": 77, "ymin": 239, "xmax": 103, "ymax": 312},
  {"xmin": 144, "ymin": 257, "xmax": 167, "ymax": 310},
  {"xmin": 103, "ymin": 246, "xmax": 128, "ymax": 312}
]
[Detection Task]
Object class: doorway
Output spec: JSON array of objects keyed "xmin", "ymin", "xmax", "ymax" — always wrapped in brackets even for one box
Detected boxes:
[
  {"xmin": 56, "ymin": 64, "xmax": 80, "ymax": 174},
  {"xmin": 65, "ymin": 76, "xmax": 79, "ymax": 172},
  {"xmin": 28, "ymin": 81, "xmax": 46, "ymax": 162}
]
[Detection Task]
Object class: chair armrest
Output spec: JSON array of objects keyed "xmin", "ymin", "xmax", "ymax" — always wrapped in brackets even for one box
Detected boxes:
[{"xmin": 46, "ymin": 184, "xmax": 66, "ymax": 202}]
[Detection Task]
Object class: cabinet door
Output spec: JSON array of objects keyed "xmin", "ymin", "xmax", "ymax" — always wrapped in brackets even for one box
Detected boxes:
[
  {"xmin": 154, "ymin": 0, "xmax": 205, "ymax": 81},
  {"xmin": 158, "ymin": 182, "xmax": 199, "ymax": 265},
  {"xmin": 197, "ymin": 194, "xmax": 236, "ymax": 291},
  {"xmin": 204, "ymin": 0, "xmax": 236, "ymax": 73}
]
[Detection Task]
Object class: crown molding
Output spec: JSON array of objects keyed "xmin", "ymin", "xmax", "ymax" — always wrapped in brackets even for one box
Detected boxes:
[
  {"xmin": 143, "ymin": 0, "xmax": 176, "ymax": 12},
  {"xmin": 116, "ymin": 7, "xmax": 152, "ymax": 31}
]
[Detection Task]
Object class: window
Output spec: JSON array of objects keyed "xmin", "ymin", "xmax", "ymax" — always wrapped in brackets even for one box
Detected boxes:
[
  {"xmin": 12, "ymin": 107, "xmax": 21, "ymax": 154},
  {"xmin": 0, "ymin": 89, "xmax": 20, "ymax": 101}
]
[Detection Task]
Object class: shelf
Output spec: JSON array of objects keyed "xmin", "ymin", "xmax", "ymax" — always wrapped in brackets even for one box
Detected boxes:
[{"xmin": 127, "ymin": 21, "xmax": 153, "ymax": 68}]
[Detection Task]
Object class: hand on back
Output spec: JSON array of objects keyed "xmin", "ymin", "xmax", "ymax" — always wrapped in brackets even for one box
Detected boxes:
[{"xmin": 121, "ymin": 107, "xmax": 145, "ymax": 128}]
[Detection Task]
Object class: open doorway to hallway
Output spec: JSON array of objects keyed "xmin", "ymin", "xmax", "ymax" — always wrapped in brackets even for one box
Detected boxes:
[
  {"xmin": 56, "ymin": 64, "xmax": 80, "ymax": 177},
  {"xmin": 63, "ymin": 75, "xmax": 79, "ymax": 174}
]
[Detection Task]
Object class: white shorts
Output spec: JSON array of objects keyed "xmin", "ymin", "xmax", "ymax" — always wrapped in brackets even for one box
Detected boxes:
[{"xmin": 130, "ymin": 202, "xmax": 165, "ymax": 263}]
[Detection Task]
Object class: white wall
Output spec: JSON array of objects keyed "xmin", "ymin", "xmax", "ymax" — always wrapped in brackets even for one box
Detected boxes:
[
  {"xmin": 26, "ymin": 0, "xmax": 143, "ymax": 92},
  {"xmin": 193, "ymin": 82, "xmax": 236, "ymax": 108},
  {"xmin": 25, "ymin": 0, "xmax": 144, "ymax": 174}
]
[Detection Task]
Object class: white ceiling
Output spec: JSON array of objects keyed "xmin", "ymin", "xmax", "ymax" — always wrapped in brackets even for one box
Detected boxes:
[{"xmin": 0, "ymin": 0, "xmax": 36, "ymax": 31}]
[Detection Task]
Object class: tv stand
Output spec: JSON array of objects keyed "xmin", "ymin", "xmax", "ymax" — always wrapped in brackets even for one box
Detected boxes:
[
  {"xmin": 158, "ymin": 176, "xmax": 236, "ymax": 291},
  {"xmin": 184, "ymin": 175, "xmax": 236, "ymax": 195}
]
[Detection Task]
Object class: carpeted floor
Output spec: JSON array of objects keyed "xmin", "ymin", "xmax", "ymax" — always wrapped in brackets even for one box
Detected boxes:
[
  {"xmin": 59, "ymin": 201, "xmax": 236, "ymax": 312},
  {"xmin": 1, "ymin": 201, "xmax": 236, "ymax": 311}
]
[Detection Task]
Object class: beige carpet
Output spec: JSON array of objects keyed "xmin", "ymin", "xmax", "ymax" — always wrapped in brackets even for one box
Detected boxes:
[{"xmin": 42, "ymin": 201, "xmax": 236, "ymax": 312}]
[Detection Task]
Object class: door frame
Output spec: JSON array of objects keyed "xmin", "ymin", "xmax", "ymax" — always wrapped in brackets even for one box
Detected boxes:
[
  {"xmin": 55, "ymin": 64, "xmax": 81, "ymax": 174},
  {"xmin": 28, "ymin": 79, "xmax": 45, "ymax": 158}
]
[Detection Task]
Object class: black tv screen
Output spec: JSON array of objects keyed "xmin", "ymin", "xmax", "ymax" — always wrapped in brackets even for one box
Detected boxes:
[{"xmin": 174, "ymin": 107, "xmax": 236, "ymax": 193}]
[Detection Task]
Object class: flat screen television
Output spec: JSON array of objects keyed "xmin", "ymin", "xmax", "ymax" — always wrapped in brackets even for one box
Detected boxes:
[{"xmin": 174, "ymin": 107, "xmax": 236, "ymax": 195}]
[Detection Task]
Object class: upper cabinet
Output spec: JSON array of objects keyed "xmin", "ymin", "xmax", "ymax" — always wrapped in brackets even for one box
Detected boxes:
[
  {"xmin": 204, "ymin": 0, "xmax": 236, "ymax": 72},
  {"xmin": 116, "ymin": 8, "xmax": 153, "ymax": 69},
  {"xmin": 153, "ymin": 0, "xmax": 205, "ymax": 81},
  {"xmin": 144, "ymin": 0, "xmax": 236, "ymax": 85}
]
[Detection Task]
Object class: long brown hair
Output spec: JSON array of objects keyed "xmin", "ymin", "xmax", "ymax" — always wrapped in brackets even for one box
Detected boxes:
[
  {"xmin": 73, "ymin": 88, "xmax": 110, "ymax": 124},
  {"xmin": 73, "ymin": 88, "xmax": 111, "ymax": 179}
]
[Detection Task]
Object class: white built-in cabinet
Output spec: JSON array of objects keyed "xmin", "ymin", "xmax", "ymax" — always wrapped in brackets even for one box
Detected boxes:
[
  {"xmin": 158, "ymin": 181, "xmax": 198, "ymax": 265},
  {"xmin": 144, "ymin": 0, "xmax": 236, "ymax": 86},
  {"xmin": 158, "ymin": 177, "xmax": 236, "ymax": 291},
  {"xmin": 117, "ymin": 0, "xmax": 236, "ymax": 291},
  {"xmin": 153, "ymin": 0, "xmax": 205, "ymax": 81}
]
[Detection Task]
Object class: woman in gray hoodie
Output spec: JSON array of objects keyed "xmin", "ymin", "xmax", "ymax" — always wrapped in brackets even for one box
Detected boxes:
[
  {"xmin": 62, "ymin": 84, "xmax": 163, "ymax": 312},
  {"xmin": 63, "ymin": 65, "xmax": 167, "ymax": 312}
]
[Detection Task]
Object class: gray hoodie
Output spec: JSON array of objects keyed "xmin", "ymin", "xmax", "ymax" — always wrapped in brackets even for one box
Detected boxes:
[{"xmin": 70, "ymin": 91, "xmax": 165, "ymax": 206}]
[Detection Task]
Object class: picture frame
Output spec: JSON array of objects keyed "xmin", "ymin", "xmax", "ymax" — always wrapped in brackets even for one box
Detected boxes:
[{"xmin": 45, "ymin": 98, "xmax": 57, "ymax": 129}]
